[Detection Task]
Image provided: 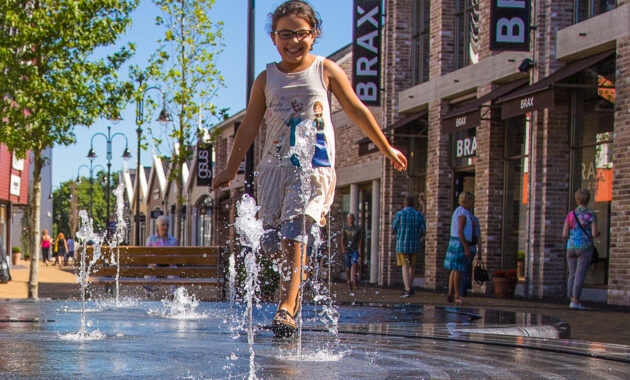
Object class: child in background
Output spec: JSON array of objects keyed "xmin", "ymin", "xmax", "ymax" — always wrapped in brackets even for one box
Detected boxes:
[{"xmin": 212, "ymin": 0, "xmax": 407, "ymax": 338}]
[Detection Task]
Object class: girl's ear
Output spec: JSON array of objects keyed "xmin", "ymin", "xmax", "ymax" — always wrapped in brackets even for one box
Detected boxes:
[{"xmin": 270, "ymin": 32, "xmax": 276, "ymax": 46}]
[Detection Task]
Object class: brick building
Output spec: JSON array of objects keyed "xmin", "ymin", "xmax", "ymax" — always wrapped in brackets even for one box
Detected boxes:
[
  {"xmin": 122, "ymin": 0, "xmax": 630, "ymax": 306},
  {"xmin": 393, "ymin": 0, "xmax": 629, "ymax": 306},
  {"xmin": 0, "ymin": 145, "xmax": 30, "ymax": 263}
]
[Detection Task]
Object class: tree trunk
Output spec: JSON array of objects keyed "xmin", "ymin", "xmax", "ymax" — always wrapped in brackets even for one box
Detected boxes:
[
  {"xmin": 28, "ymin": 152, "xmax": 43, "ymax": 299},
  {"xmin": 176, "ymin": 175, "xmax": 183, "ymax": 243},
  {"xmin": 69, "ymin": 181, "xmax": 78, "ymax": 236}
]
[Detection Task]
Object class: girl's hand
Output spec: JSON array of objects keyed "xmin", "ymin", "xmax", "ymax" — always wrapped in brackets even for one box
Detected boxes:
[
  {"xmin": 212, "ymin": 170, "xmax": 235, "ymax": 190},
  {"xmin": 386, "ymin": 147, "xmax": 408, "ymax": 171}
]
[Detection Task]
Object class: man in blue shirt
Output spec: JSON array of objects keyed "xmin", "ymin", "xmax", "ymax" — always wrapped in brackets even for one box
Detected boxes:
[{"xmin": 392, "ymin": 196, "xmax": 426, "ymax": 297}]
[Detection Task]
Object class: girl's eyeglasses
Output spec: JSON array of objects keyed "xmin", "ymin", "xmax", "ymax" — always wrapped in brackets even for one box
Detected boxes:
[{"xmin": 274, "ymin": 29, "xmax": 313, "ymax": 40}]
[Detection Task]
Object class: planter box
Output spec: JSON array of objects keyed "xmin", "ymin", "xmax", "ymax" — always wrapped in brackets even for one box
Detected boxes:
[{"xmin": 492, "ymin": 277, "xmax": 517, "ymax": 299}]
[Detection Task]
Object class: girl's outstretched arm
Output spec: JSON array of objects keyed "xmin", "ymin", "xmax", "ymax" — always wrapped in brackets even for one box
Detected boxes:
[
  {"xmin": 212, "ymin": 72, "xmax": 267, "ymax": 190},
  {"xmin": 324, "ymin": 59, "xmax": 407, "ymax": 171}
]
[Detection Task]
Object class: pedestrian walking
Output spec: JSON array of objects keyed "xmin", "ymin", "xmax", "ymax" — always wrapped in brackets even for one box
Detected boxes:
[
  {"xmin": 562, "ymin": 189, "xmax": 599, "ymax": 310},
  {"xmin": 341, "ymin": 213, "xmax": 362, "ymax": 291},
  {"xmin": 41, "ymin": 229, "xmax": 53, "ymax": 266},
  {"xmin": 392, "ymin": 196, "xmax": 426, "ymax": 297},
  {"xmin": 460, "ymin": 212, "xmax": 480, "ymax": 297},
  {"xmin": 53, "ymin": 232, "xmax": 68, "ymax": 266},
  {"xmin": 65, "ymin": 237, "xmax": 75, "ymax": 266},
  {"xmin": 444, "ymin": 192, "xmax": 474, "ymax": 304},
  {"xmin": 212, "ymin": 0, "xmax": 407, "ymax": 338}
]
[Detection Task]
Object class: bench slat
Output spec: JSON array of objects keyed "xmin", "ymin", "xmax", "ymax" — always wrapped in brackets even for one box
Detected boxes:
[
  {"xmin": 89, "ymin": 277, "xmax": 220, "ymax": 286},
  {"xmin": 114, "ymin": 255, "xmax": 217, "ymax": 266},
  {"xmin": 92, "ymin": 267, "xmax": 218, "ymax": 278}
]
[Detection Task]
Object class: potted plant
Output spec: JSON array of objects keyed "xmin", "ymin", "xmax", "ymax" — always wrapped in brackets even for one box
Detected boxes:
[
  {"xmin": 11, "ymin": 246, "xmax": 21, "ymax": 266},
  {"xmin": 492, "ymin": 269, "xmax": 518, "ymax": 299},
  {"xmin": 23, "ymin": 252, "xmax": 31, "ymax": 261}
]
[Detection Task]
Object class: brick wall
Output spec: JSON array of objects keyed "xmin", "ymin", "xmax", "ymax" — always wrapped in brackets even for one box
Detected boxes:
[
  {"xmin": 524, "ymin": 1, "xmax": 573, "ymax": 298},
  {"xmin": 610, "ymin": 35, "xmax": 630, "ymax": 306},
  {"xmin": 379, "ymin": 0, "xmax": 416, "ymax": 286}
]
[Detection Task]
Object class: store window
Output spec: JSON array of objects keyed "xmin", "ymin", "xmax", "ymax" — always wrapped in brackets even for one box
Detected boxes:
[
  {"xmin": 574, "ymin": 0, "xmax": 616, "ymax": 23},
  {"xmin": 451, "ymin": 128, "xmax": 476, "ymax": 210},
  {"xmin": 412, "ymin": 0, "xmax": 430, "ymax": 85},
  {"xmin": 569, "ymin": 57, "xmax": 615, "ymax": 286},
  {"xmin": 196, "ymin": 196, "xmax": 212, "ymax": 246},
  {"xmin": 455, "ymin": 0, "xmax": 480, "ymax": 70},
  {"xmin": 503, "ymin": 115, "xmax": 530, "ymax": 274}
]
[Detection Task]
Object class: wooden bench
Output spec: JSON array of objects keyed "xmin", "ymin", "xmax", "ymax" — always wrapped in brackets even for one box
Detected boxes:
[{"xmin": 79, "ymin": 246, "xmax": 225, "ymax": 294}]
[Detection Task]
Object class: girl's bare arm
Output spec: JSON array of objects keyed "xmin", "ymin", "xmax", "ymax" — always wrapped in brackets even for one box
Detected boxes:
[
  {"xmin": 324, "ymin": 59, "xmax": 407, "ymax": 171},
  {"xmin": 212, "ymin": 72, "xmax": 267, "ymax": 190}
]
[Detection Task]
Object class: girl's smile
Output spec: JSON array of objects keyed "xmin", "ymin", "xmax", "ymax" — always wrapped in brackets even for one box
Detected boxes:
[{"xmin": 271, "ymin": 14, "xmax": 316, "ymax": 72}]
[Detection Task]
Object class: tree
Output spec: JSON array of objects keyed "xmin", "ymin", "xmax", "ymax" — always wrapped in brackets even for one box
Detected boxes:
[
  {"xmin": 147, "ymin": 0, "xmax": 226, "ymax": 241},
  {"xmin": 0, "ymin": 0, "xmax": 137, "ymax": 298},
  {"xmin": 53, "ymin": 175, "xmax": 108, "ymax": 237}
]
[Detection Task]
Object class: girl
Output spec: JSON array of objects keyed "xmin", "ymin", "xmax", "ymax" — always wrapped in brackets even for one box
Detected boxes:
[{"xmin": 212, "ymin": 0, "xmax": 407, "ymax": 338}]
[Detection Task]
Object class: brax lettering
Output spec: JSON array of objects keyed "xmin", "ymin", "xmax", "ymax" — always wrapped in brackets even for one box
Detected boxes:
[
  {"xmin": 490, "ymin": 0, "xmax": 530, "ymax": 52},
  {"xmin": 456, "ymin": 117, "xmax": 467, "ymax": 128},
  {"xmin": 456, "ymin": 137, "xmax": 477, "ymax": 158},
  {"xmin": 353, "ymin": 0, "xmax": 381, "ymax": 106},
  {"xmin": 520, "ymin": 96, "xmax": 534, "ymax": 109}
]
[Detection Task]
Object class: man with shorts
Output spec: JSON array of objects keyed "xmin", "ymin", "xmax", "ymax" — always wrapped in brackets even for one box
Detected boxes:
[
  {"xmin": 341, "ymin": 213, "xmax": 362, "ymax": 291},
  {"xmin": 392, "ymin": 196, "xmax": 426, "ymax": 297}
]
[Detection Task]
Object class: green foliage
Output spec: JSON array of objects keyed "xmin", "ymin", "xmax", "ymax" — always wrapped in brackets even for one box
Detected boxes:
[
  {"xmin": 0, "ymin": 0, "xmax": 138, "ymax": 157},
  {"xmin": 53, "ymin": 175, "xmax": 108, "ymax": 235},
  {"xmin": 12, "ymin": 246, "xmax": 21, "ymax": 254},
  {"xmin": 146, "ymin": 0, "xmax": 227, "ymax": 240},
  {"xmin": 0, "ymin": 0, "xmax": 137, "ymax": 297},
  {"xmin": 517, "ymin": 250, "xmax": 525, "ymax": 261}
]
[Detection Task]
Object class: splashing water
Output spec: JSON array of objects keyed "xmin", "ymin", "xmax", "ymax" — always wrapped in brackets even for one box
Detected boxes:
[
  {"xmin": 309, "ymin": 224, "xmax": 340, "ymax": 337},
  {"xmin": 109, "ymin": 184, "xmax": 128, "ymax": 304},
  {"xmin": 75, "ymin": 210, "xmax": 105, "ymax": 336},
  {"xmin": 148, "ymin": 288, "xmax": 207, "ymax": 319},
  {"xmin": 228, "ymin": 252, "xmax": 237, "ymax": 305},
  {"xmin": 289, "ymin": 120, "xmax": 317, "ymax": 357},
  {"xmin": 234, "ymin": 194, "xmax": 264, "ymax": 380}
]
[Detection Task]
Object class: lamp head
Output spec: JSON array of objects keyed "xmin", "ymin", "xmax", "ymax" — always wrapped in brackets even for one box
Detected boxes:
[
  {"xmin": 518, "ymin": 58, "xmax": 535, "ymax": 73},
  {"xmin": 157, "ymin": 108, "xmax": 172, "ymax": 125},
  {"xmin": 122, "ymin": 147, "xmax": 132, "ymax": 161},
  {"xmin": 108, "ymin": 113, "xmax": 123, "ymax": 125},
  {"xmin": 87, "ymin": 148, "xmax": 96, "ymax": 161}
]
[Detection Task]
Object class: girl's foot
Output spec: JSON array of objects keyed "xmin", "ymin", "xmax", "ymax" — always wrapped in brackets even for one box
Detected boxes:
[
  {"xmin": 347, "ymin": 281, "xmax": 352, "ymax": 291},
  {"xmin": 272, "ymin": 309, "xmax": 296, "ymax": 338},
  {"xmin": 454, "ymin": 298, "xmax": 464, "ymax": 304},
  {"xmin": 446, "ymin": 295, "xmax": 454, "ymax": 303}
]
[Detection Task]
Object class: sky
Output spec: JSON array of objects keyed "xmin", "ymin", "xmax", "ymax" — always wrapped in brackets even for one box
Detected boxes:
[{"xmin": 53, "ymin": 0, "xmax": 353, "ymax": 188}]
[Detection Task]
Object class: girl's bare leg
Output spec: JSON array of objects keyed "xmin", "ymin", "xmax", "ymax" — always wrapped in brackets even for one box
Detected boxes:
[{"xmin": 278, "ymin": 239, "xmax": 306, "ymax": 315}]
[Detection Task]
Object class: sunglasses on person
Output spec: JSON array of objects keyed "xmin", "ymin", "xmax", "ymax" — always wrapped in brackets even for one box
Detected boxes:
[{"xmin": 273, "ymin": 29, "xmax": 314, "ymax": 40}]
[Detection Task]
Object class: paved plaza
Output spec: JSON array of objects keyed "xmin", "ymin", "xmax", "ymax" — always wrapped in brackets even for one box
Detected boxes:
[{"xmin": 2, "ymin": 263, "xmax": 629, "ymax": 346}]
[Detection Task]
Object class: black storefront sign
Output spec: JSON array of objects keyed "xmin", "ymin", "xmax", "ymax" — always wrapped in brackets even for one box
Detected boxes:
[
  {"xmin": 352, "ymin": 0, "xmax": 381, "ymax": 106},
  {"xmin": 196, "ymin": 144, "xmax": 213, "ymax": 186},
  {"xmin": 501, "ymin": 88, "xmax": 554, "ymax": 119},
  {"xmin": 490, "ymin": 0, "xmax": 531, "ymax": 52},
  {"xmin": 149, "ymin": 210, "xmax": 162, "ymax": 219},
  {"xmin": 442, "ymin": 110, "xmax": 481, "ymax": 135}
]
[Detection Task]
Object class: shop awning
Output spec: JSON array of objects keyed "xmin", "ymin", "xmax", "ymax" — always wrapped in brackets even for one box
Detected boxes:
[
  {"xmin": 497, "ymin": 50, "xmax": 615, "ymax": 119},
  {"xmin": 441, "ymin": 78, "xmax": 529, "ymax": 135},
  {"xmin": 358, "ymin": 111, "xmax": 427, "ymax": 155}
]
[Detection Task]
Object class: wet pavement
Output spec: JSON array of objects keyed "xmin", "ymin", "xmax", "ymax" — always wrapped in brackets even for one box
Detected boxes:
[{"xmin": 0, "ymin": 300, "xmax": 628, "ymax": 379}]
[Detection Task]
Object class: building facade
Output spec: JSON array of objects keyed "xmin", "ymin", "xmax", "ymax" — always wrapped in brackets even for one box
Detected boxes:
[{"xmin": 120, "ymin": 0, "xmax": 630, "ymax": 306}]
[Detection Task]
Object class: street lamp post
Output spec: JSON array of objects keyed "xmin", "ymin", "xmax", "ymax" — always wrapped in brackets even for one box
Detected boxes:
[
  {"xmin": 87, "ymin": 126, "xmax": 132, "ymax": 219},
  {"xmin": 134, "ymin": 77, "xmax": 171, "ymax": 245},
  {"xmin": 77, "ymin": 162, "xmax": 105, "ymax": 218}
]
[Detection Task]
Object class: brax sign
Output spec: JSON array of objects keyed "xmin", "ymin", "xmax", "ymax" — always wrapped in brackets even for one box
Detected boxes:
[
  {"xmin": 353, "ymin": 0, "xmax": 381, "ymax": 106},
  {"xmin": 490, "ymin": 0, "xmax": 531, "ymax": 51}
]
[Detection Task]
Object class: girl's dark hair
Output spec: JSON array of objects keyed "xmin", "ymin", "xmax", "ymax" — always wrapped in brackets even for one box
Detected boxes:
[{"xmin": 269, "ymin": 0, "xmax": 322, "ymax": 35}]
